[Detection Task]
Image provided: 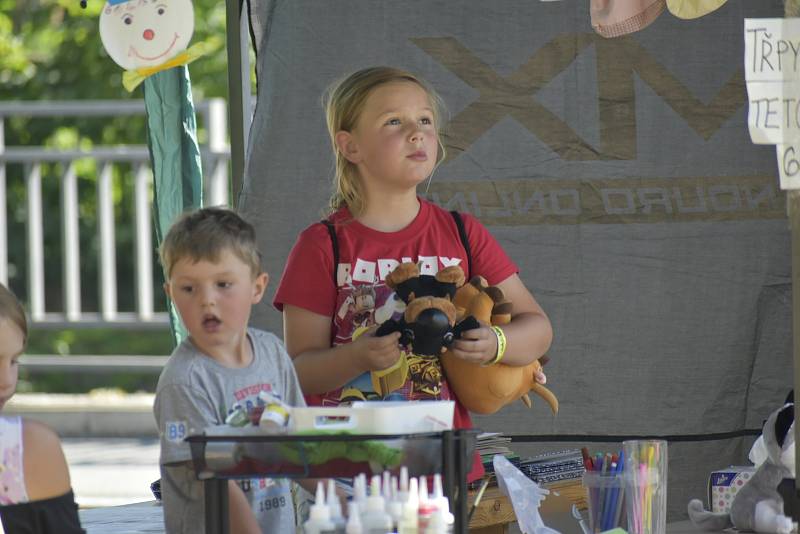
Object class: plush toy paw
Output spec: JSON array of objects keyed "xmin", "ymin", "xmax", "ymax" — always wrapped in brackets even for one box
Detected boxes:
[{"xmin": 442, "ymin": 278, "xmax": 559, "ymax": 415}]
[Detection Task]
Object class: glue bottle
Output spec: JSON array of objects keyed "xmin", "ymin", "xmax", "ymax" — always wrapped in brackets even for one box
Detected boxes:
[
  {"xmin": 430, "ymin": 474, "xmax": 454, "ymax": 529},
  {"xmin": 353, "ymin": 473, "xmax": 367, "ymax": 512},
  {"xmin": 397, "ymin": 477, "xmax": 419, "ymax": 534},
  {"xmin": 386, "ymin": 475, "xmax": 403, "ymax": 527},
  {"xmin": 361, "ymin": 475, "xmax": 393, "ymax": 534},
  {"xmin": 303, "ymin": 481, "xmax": 336, "ymax": 534},
  {"xmin": 416, "ymin": 475, "xmax": 437, "ymax": 532},
  {"xmin": 327, "ymin": 478, "xmax": 346, "ymax": 533},
  {"xmin": 398, "ymin": 466, "xmax": 410, "ymax": 502},
  {"xmin": 345, "ymin": 502, "xmax": 363, "ymax": 534}
]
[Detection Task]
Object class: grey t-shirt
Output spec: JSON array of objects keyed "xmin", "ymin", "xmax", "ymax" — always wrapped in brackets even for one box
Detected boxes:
[{"xmin": 153, "ymin": 328, "xmax": 306, "ymax": 533}]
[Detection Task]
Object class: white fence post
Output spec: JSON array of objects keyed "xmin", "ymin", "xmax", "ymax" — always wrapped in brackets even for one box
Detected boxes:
[
  {"xmin": 61, "ymin": 162, "xmax": 82, "ymax": 321},
  {"xmin": 207, "ymin": 98, "xmax": 230, "ymax": 207},
  {"xmin": 26, "ymin": 163, "xmax": 45, "ymax": 321},
  {"xmin": 134, "ymin": 163, "xmax": 154, "ymax": 321},
  {"xmin": 97, "ymin": 161, "xmax": 117, "ymax": 321}
]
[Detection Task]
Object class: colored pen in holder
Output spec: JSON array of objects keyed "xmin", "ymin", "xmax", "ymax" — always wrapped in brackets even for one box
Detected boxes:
[
  {"xmin": 581, "ymin": 451, "xmax": 626, "ymax": 533},
  {"xmin": 623, "ymin": 440, "xmax": 668, "ymax": 534}
]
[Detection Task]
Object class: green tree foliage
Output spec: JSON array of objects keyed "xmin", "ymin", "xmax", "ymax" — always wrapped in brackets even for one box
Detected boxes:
[{"xmin": 0, "ymin": 0, "xmax": 238, "ymax": 370}]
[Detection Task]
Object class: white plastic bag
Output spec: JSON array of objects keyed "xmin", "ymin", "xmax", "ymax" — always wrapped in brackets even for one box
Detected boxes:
[{"xmin": 493, "ymin": 455, "xmax": 561, "ymax": 534}]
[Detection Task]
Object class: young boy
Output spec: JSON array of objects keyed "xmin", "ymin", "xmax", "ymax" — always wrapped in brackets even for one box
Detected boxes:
[{"xmin": 153, "ymin": 207, "xmax": 305, "ymax": 534}]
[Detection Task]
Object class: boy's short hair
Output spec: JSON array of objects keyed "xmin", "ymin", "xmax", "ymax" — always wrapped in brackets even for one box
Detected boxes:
[{"xmin": 159, "ymin": 207, "xmax": 262, "ymax": 278}]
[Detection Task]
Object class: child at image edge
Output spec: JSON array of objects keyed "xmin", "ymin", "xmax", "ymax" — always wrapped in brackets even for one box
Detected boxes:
[
  {"xmin": 154, "ymin": 207, "xmax": 306, "ymax": 534},
  {"xmin": 0, "ymin": 283, "xmax": 84, "ymax": 534},
  {"xmin": 274, "ymin": 66, "xmax": 554, "ymax": 483}
]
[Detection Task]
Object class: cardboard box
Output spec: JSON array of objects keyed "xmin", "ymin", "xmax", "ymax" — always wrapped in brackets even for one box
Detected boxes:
[{"xmin": 708, "ymin": 466, "xmax": 757, "ymax": 513}]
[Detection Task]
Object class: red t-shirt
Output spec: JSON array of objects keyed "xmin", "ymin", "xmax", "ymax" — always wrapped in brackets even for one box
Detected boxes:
[{"xmin": 274, "ymin": 198, "xmax": 518, "ymax": 481}]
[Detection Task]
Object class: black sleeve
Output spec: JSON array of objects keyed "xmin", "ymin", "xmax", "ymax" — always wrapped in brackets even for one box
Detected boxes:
[{"xmin": 0, "ymin": 491, "xmax": 85, "ymax": 534}]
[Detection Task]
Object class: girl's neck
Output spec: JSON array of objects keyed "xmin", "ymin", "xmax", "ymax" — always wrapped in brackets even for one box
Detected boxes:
[{"xmin": 357, "ymin": 191, "xmax": 420, "ymax": 232}]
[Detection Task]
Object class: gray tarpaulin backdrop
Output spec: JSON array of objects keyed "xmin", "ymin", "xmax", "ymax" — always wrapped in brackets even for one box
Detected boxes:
[{"xmin": 239, "ymin": 0, "xmax": 792, "ymax": 520}]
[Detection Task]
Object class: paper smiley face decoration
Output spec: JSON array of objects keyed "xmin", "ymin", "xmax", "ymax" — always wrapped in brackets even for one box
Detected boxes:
[{"xmin": 100, "ymin": 0, "xmax": 194, "ymax": 70}]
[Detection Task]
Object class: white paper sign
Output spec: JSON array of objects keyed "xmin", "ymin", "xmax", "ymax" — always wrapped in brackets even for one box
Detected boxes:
[
  {"xmin": 745, "ymin": 81, "xmax": 800, "ymax": 144},
  {"xmin": 745, "ymin": 18, "xmax": 800, "ymax": 82},
  {"xmin": 745, "ymin": 18, "xmax": 800, "ymax": 189},
  {"xmin": 776, "ymin": 143, "xmax": 800, "ymax": 189}
]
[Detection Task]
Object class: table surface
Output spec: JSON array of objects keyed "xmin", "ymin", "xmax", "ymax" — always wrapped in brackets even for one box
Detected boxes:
[
  {"xmin": 79, "ymin": 501, "xmax": 164, "ymax": 534},
  {"xmin": 78, "ymin": 499, "xmax": 705, "ymax": 534}
]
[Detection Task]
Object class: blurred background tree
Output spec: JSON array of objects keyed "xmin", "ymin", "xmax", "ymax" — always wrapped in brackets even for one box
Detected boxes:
[{"xmin": 1, "ymin": 0, "xmax": 248, "ymax": 389}]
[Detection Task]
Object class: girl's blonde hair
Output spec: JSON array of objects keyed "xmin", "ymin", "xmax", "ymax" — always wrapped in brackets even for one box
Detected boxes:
[
  {"xmin": 0, "ymin": 283, "xmax": 27, "ymax": 345},
  {"xmin": 323, "ymin": 66, "xmax": 447, "ymax": 217}
]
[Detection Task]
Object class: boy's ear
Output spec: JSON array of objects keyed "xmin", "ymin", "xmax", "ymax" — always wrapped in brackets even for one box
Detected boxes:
[
  {"xmin": 251, "ymin": 272, "xmax": 269, "ymax": 304},
  {"xmin": 335, "ymin": 130, "xmax": 361, "ymax": 164},
  {"xmin": 163, "ymin": 282, "xmax": 171, "ymax": 300}
]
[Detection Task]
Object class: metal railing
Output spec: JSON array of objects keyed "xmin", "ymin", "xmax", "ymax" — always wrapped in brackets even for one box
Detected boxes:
[{"xmin": 0, "ymin": 99, "xmax": 231, "ymax": 329}]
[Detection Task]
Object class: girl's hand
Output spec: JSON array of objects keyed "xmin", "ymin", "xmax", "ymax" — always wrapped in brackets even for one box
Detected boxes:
[
  {"xmin": 448, "ymin": 325, "xmax": 498, "ymax": 365},
  {"xmin": 352, "ymin": 327, "xmax": 402, "ymax": 371}
]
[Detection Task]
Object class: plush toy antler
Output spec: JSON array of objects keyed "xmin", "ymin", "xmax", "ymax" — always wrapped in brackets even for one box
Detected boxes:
[{"xmin": 441, "ymin": 275, "xmax": 559, "ymax": 415}]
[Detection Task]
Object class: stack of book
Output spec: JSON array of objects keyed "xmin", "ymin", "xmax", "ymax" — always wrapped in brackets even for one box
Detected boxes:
[
  {"xmin": 475, "ymin": 432, "xmax": 516, "ymax": 468},
  {"xmin": 518, "ymin": 448, "xmax": 586, "ymax": 485},
  {"xmin": 474, "ymin": 433, "xmax": 585, "ymax": 485}
]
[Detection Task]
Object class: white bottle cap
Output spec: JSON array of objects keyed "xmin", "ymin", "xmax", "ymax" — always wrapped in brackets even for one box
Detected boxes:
[
  {"xmin": 308, "ymin": 481, "xmax": 331, "ymax": 522},
  {"xmin": 387, "ymin": 475, "xmax": 402, "ymax": 523},
  {"xmin": 399, "ymin": 478, "xmax": 420, "ymax": 532},
  {"xmin": 304, "ymin": 481, "xmax": 335, "ymax": 534},
  {"xmin": 432, "ymin": 474, "xmax": 453, "ymax": 524},
  {"xmin": 382, "ymin": 471, "xmax": 391, "ymax": 502},
  {"xmin": 366, "ymin": 475, "xmax": 385, "ymax": 513},
  {"xmin": 327, "ymin": 479, "xmax": 343, "ymax": 522},
  {"xmin": 354, "ymin": 474, "xmax": 367, "ymax": 505},
  {"xmin": 418, "ymin": 475, "xmax": 429, "ymax": 504},
  {"xmin": 345, "ymin": 502, "xmax": 363, "ymax": 534},
  {"xmin": 400, "ymin": 466, "xmax": 409, "ymax": 492}
]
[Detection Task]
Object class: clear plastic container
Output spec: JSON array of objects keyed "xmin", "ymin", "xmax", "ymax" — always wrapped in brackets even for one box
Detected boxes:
[
  {"xmin": 582, "ymin": 471, "xmax": 626, "ymax": 533},
  {"xmin": 623, "ymin": 440, "xmax": 667, "ymax": 534},
  {"xmin": 289, "ymin": 401, "xmax": 455, "ymax": 434}
]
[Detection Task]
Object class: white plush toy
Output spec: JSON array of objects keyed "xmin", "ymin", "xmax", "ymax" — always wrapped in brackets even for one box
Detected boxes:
[{"xmin": 688, "ymin": 399, "xmax": 796, "ymax": 534}]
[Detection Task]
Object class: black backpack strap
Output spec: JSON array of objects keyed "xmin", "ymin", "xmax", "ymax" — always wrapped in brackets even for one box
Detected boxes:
[
  {"xmin": 322, "ymin": 220, "xmax": 339, "ymax": 288},
  {"xmin": 450, "ymin": 210, "xmax": 472, "ymax": 279}
]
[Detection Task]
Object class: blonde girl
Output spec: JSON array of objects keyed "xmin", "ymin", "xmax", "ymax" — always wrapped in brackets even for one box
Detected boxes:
[{"xmin": 274, "ymin": 66, "xmax": 553, "ymax": 481}]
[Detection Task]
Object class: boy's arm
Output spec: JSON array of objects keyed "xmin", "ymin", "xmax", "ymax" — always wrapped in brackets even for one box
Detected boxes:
[{"xmin": 229, "ymin": 480, "xmax": 262, "ymax": 534}]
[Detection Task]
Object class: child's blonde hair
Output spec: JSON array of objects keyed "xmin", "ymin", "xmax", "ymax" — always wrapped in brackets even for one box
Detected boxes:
[
  {"xmin": 0, "ymin": 283, "xmax": 27, "ymax": 345},
  {"xmin": 159, "ymin": 207, "xmax": 262, "ymax": 279},
  {"xmin": 323, "ymin": 66, "xmax": 447, "ymax": 217}
]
